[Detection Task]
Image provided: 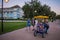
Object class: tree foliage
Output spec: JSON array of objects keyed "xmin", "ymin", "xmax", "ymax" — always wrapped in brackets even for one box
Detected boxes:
[{"xmin": 22, "ymin": 0, "xmax": 56, "ymax": 19}]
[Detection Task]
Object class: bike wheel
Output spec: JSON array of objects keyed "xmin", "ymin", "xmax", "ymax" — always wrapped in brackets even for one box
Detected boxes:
[{"xmin": 34, "ymin": 30, "xmax": 37, "ymax": 37}]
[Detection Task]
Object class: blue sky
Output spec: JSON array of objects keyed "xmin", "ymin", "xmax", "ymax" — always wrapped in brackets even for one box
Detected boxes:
[{"xmin": 0, "ymin": 0, "xmax": 60, "ymax": 15}]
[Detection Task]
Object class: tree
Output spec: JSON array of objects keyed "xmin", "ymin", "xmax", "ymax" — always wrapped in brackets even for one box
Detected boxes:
[
  {"xmin": 22, "ymin": 0, "xmax": 42, "ymax": 18},
  {"xmin": 22, "ymin": 3, "xmax": 31, "ymax": 18},
  {"xmin": 22, "ymin": 0, "xmax": 56, "ymax": 19},
  {"xmin": 56, "ymin": 15, "xmax": 60, "ymax": 19}
]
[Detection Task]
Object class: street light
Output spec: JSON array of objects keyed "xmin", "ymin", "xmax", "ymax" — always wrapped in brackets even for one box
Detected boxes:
[
  {"xmin": 34, "ymin": 10, "xmax": 38, "ymax": 16},
  {"xmin": 35, "ymin": 10, "xmax": 37, "ymax": 13},
  {"xmin": 1, "ymin": 0, "xmax": 9, "ymax": 32},
  {"xmin": 4, "ymin": 0, "xmax": 9, "ymax": 3}
]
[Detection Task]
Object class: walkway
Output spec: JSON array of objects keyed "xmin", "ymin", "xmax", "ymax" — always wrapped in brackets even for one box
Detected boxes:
[{"xmin": 0, "ymin": 20, "xmax": 60, "ymax": 40}]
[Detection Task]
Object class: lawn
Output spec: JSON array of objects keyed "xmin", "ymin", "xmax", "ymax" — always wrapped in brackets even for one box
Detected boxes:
[{"xmin": 0, "ymin": 22, "xmax": 26, "ymax": 35}]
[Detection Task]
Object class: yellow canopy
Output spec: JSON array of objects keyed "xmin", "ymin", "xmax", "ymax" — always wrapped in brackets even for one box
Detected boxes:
[{"xmin": 34, "ymin": 16, "xmax": 49, "ymax": 19}]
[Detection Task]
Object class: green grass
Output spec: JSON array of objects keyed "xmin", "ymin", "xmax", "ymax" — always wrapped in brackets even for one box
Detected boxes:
[{"xmin": 0, "ymin": 22, "xmax": 26, "ymax": 35}]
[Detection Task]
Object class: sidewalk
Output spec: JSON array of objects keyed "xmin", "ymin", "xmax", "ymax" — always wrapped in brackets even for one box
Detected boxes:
[{"xmin": 0, "ymin": 21, "xmax": 60, "ymax": 40}]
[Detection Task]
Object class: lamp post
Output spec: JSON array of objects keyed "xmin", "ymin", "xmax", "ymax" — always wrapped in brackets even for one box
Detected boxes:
[
  {"xmin": 1, "ymin": 0, "xmax": 9, "ymax": 32},
  {"xmin": 34, "ymin": 10, "xmax": 37, "ymax": 16},
  {"xmin": 35, "ymin": 10, "xmax": 37, "ymax": 13},
  {"xmin": 1, "ymin": 0, "xmax": 3, "ymax": 32},
  {"xmin": 4, "ymin": 0, "xmax": 9, "ymax": 3}
]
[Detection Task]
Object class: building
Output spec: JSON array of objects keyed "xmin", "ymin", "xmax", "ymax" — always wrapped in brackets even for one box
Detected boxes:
[{"xmin": 0, "ymin": 5, "xmax": 24, "ymax": 19}]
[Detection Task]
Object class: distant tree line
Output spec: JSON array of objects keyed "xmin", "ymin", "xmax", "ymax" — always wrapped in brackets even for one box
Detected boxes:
[{"xmin": 56, "ymin": 15, "xmax": 60, "ymax": 19}]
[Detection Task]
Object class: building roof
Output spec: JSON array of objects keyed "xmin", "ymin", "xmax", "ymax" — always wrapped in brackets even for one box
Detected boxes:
[
  {"xmin": 11, "ymin": 5, "xmax": 20, "ymax": 8},
  {"xmin": 0, "ymin": 5, "xmax": 21, "ymax": 12},
  {"xmin": 0, "ymin": 5, "xmax": 20, "ymax": 9}
]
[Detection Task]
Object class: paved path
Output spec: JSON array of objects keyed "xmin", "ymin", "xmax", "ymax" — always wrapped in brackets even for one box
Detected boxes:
[{"xmin": 0, "ymin": 20, "xmax": 60, "ymax": 40}]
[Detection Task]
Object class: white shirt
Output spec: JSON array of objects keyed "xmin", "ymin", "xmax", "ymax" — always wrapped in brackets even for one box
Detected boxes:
[{"xmin": 35, "ymin": 20, "xmax": 38, "ymax": 25}]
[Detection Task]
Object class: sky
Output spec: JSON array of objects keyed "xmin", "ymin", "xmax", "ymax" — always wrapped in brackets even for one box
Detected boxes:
[{"xmin": 0, "ymin": 0, "xmax": 60, "ymax": 15}]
